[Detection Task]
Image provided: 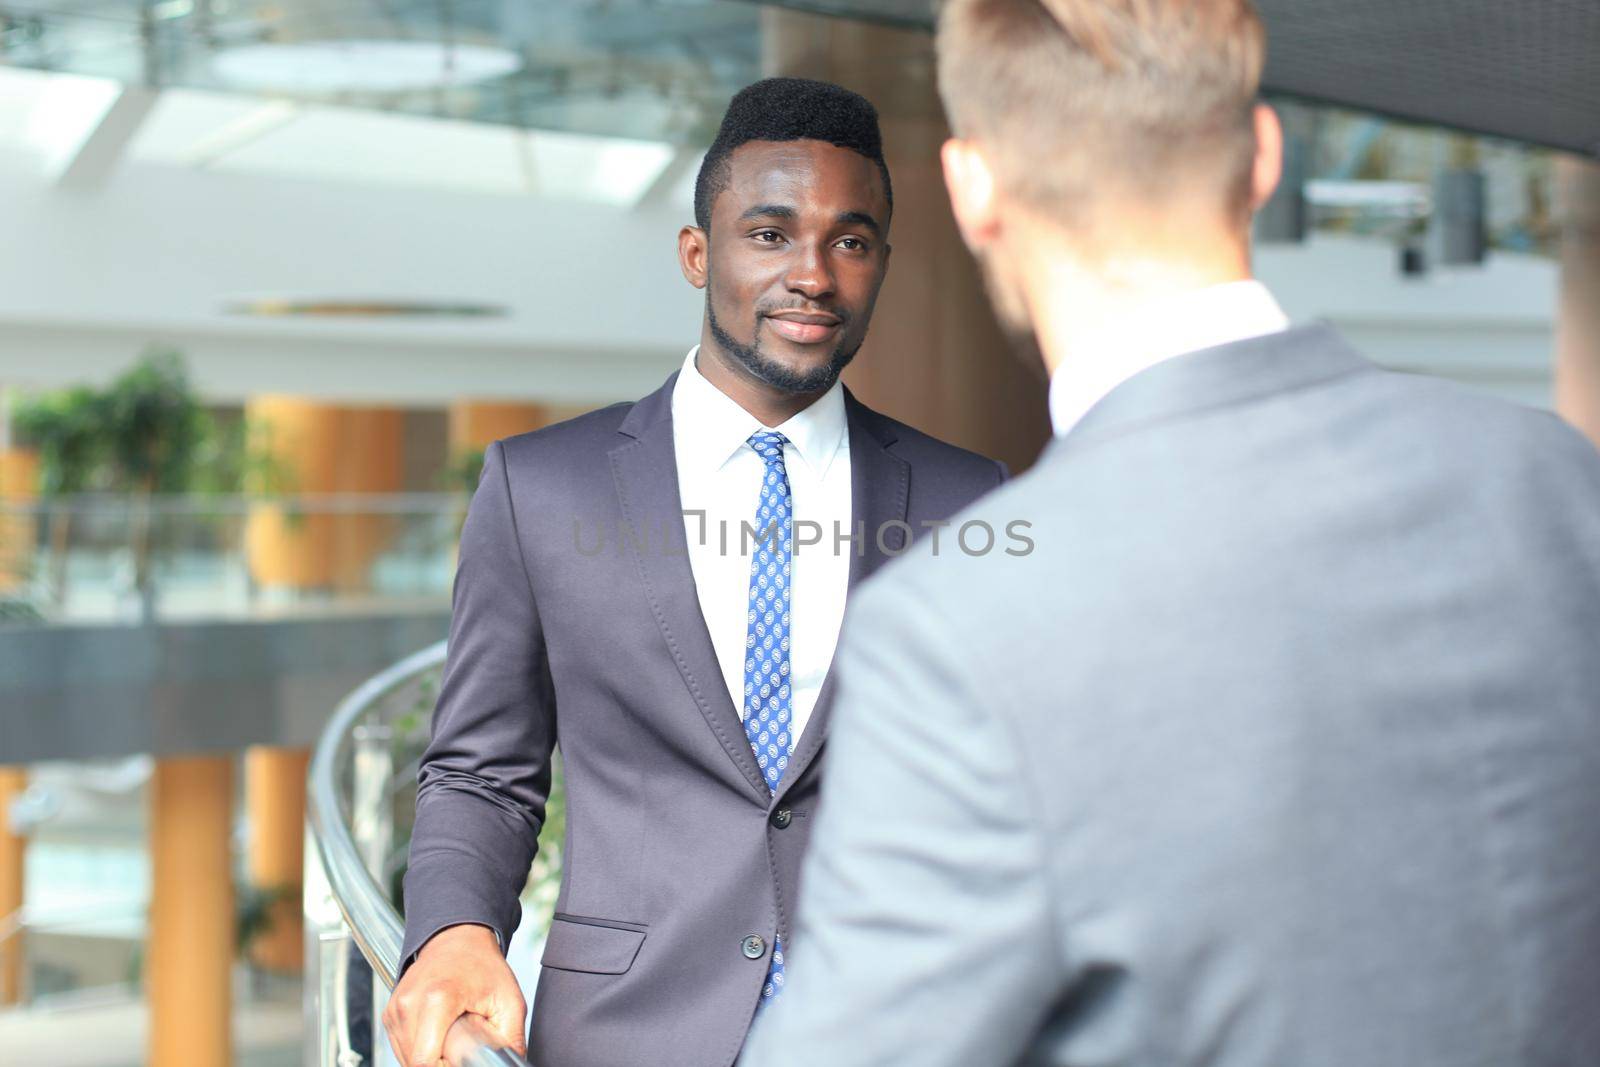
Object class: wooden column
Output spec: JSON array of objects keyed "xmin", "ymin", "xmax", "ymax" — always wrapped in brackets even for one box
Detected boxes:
[
  {"xmin": 0, "ymin": 448, "xmax": 39, "ymax": 595},
  {"xmin": 1556, "ymin": 156, "xmax": 1600, "ymax": 448},
  {"xmin": 448, "ymin": 400, "xmax": 550, "ymax": 456},
  {"xmin": 148, "ymin": 753, "xmax": 235, "ymax": 1067},
  {"xmin": 0, "ymin": 766, "xmax": 26, "ymax": 1005},
  {"xmin": 243, "ymin": 746, "xmax": 310, "ymax": 972},
  {"xmin": 245, "ymin": 399, "xmax": 405, "ymax": 592},
  {"xmin": 245, "ymin": 397, "xmax": 341, "ymax": 589},
  {"xmin": 331, "ymin": 407, "xmax": 404, "ymax": 593},
  {"xmin": 763, "ymin": 12, "xmax": 1052, "ymax": 474},
  {"xmin": 240, "ymin": 401, "xmax": 401, "ymax": 972},
  {"xmin": 0, "ymin": 450, "xmax": 37, "ymax": 1004}
]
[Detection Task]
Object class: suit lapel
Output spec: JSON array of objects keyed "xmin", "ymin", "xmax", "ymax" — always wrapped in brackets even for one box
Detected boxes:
[
  {"xmin": 842, "ymin": 390, "xmax": 911, "ymax": 589},
  {"xmin": 776, "ymin": 390, "xmax": 907, "ymax": 803},
  {"xmin": 610, "ymin": 374, "xmax": 769, "ymax": 799}
]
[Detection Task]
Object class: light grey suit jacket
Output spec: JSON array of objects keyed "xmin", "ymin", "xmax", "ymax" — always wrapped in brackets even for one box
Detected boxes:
[
  {"xmin": 746, "ymin": 325, "xmax": 1600, "ymax": 1067},
  {"xmin": 399, "ymin": 372, "xmax": 1005, "ymax": 1067}
]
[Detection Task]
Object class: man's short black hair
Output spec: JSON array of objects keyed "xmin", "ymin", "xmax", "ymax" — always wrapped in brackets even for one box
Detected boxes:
[{"xmin": 693, "ymin": 76, "xmax": 893, "ymax": 232}]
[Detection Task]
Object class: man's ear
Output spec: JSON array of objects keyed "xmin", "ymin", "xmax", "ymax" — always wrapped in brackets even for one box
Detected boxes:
[
  {"xmin": 941, "ymin": 138, "xmax": 1001, "ymax": 251},
  {"xmin": 1249, "ymin": 103, "xmax": 1284, "ymax": 212},
  {"xmin": 678, "ymin": 225, "xmax": 709, "ymax": 289}
]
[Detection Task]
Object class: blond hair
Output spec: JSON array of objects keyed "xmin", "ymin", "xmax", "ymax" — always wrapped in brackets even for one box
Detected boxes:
[{"xmin": 937, "ymin": 0, "xmax": 1267, "ymax": 227}]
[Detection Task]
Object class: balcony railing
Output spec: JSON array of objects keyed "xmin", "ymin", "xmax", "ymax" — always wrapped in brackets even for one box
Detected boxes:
[
  {"xmin": 305, "ymin": 640, "xmax": 534, "ymax": 1067},
  {"xmin": 1, "ymin": 493, "xmax": 464, "ymax": 625}
]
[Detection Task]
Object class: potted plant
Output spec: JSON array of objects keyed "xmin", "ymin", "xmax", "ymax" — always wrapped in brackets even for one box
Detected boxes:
[
  {"xmin": 13, "ymin": 385, "xmax": 107, "ymax": 608},
  {"xmin": 97, "ymin": 349, "xmax": 209, "ymax": 622}
]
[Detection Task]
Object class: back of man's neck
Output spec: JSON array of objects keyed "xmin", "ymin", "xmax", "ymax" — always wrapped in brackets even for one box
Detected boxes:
[{"xmin": 1029, "ymin": 250, "xmax": 1255, "ymax": 380}]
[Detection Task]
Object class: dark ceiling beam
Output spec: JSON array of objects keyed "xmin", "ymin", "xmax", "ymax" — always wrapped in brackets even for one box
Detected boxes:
[{"xmin": 727, "ymin": 0, "xmax": 1600, "ymax": 158}]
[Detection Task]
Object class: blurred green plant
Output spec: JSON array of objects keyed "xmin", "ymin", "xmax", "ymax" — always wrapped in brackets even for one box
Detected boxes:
[
  {"xmin": 13, "ymin": 385, "xmax": 106, "ymax": 496},
  {"xmin": 99, "ymin": 349, "xmax": 208, "ymax": 496},
  {"xmin": 0, "ymin": 595, "xmax": 43, "ymax": 624},
  {"xmin": 98, "ymin": 350, "xmax": 210, "ymax": 611},
  {"xmin": 15, "ymin": 384, "xmax": 108, "ymax": 602},
  {"xmin": 14, "ymin": 347, "xmax": 294, "ymax": 499},
  {"xmin": 127, "ymin": 881, "xmax": 292, "ymax": 992},
  {"xmin": 193, "ymin": 415, "xmax": 295, "ymax": 498},
  {"xmin": 10, "ymin": 348, "xmax": 295, "ymax": 615},
  {"xmin": 235, "ymin": 881, "xmax": 298, "ymax": 957},
  {"xmin": 440, "ymin": 446, "xmax": 485, "ymax": 543},
  {"xmin": 441, "ymin": 446, "xmax": 486, "ymax": 495}
]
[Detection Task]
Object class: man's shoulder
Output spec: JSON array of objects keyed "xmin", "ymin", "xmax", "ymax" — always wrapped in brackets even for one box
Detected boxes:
[
  {"xmin": 496, "ymin": 401, "xmax": 635, "ymax": 465},
  {"xmin": 504, "ymin": 401, "xmax": 636, "ymax": 449},
  {"xmin": 1358, "ymin": 364, "xmax": 1600, "ymax": 489},
  {"xmin": 475, "ymin": 402, "xmax": 642, "ymax": 507}
]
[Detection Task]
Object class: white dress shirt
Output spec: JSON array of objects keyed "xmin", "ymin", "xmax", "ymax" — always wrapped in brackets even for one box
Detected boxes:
[
  {"xmin": 671, "ymin": 347, "xmax": 853, "ymax": 746},
  {"xmin": 1048, "ymin": 279, "xmax": 1290, "ymax": 437}
]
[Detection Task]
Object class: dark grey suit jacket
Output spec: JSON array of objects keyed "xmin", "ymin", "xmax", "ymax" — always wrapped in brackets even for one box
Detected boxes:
[
  {"xmin": 747, "ymin": 325, "xmax": 1600, "ymax": 1066},
  {"xmin": 400, "ymin": 371, "xmax": 1005, "ymax": 1067}
]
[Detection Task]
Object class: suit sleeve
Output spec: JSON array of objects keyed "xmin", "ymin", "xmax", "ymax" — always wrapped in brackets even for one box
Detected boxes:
[
  {"xmin": 399, "ymin": 439, "xmax": 555, "ymax": 969},
  {"xmin": 744, "ymin": 568, "xmax": 1060, "ymax": 1066}
]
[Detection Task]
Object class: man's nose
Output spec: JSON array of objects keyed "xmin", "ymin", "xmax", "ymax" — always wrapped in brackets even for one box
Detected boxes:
[{"xmin": 784, "ymin": 243, "xmax": 836, "ymax": 300}]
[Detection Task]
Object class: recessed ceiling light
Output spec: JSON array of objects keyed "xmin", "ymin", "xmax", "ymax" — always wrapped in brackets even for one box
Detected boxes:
[{"xmin": 212, "ymin": 40, "xmax": 521, "ymax": 94}]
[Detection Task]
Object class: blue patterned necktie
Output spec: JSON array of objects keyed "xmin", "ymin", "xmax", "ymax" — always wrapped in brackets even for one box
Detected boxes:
[{"xmin": 743, "ymin": 430, "xmax": 794, "ymax": 1004}]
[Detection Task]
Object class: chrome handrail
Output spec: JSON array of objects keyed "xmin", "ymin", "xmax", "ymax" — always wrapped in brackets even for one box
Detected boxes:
[{"xmin": 307, "ymin": 639, "xmax": 533, "ymax": 1067}]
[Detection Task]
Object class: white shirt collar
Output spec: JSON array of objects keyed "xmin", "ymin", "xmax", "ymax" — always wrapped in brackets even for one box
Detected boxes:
[
  {"xmin": 1048, "ymin": 280, "xmax": 1290, "ymax": 437},
  {"xmin": 672, "ymin": 346, "xmax": 848, "ymax": 477}
]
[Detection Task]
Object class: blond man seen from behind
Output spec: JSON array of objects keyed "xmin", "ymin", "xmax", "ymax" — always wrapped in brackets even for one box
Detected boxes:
[{"xmin": 744, "ymin": 2, "xmax": 1600, "ymax": 1064}]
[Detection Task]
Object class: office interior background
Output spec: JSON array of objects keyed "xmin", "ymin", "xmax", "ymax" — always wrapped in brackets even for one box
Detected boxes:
[{"xmin": 0, "ymin": 1, "xmax": 1595, "ymax": 1065}]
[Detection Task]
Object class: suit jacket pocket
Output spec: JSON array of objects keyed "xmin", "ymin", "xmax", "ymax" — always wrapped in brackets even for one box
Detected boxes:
[{"xmin": 541, "ymin": 914, "xmax": 647, "ymax": 975}]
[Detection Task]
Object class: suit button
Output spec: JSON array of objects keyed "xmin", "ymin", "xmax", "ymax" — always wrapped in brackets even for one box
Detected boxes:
[
  {"xmin": 741, "ymin": 935, "xmax": 767, "ymax": 960},
  {"xmin": 770, "ymin": 808, "xmax": 793, "ymax": 829}
]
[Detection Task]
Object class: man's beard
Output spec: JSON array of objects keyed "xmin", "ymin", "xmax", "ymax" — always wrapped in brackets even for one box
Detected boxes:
[
  {"xmin": 973, "ymin": 245, "xmax": 1048, "ymax": 382},
  {"xmin": 706, "ymin": 290, "xmax": 862, "ymax": 395}
]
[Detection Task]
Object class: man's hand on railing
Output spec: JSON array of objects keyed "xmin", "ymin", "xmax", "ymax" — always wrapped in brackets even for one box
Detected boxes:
[{"xmin": 383, "ymin": 923, "xmax": 528, "ymax": 1066}]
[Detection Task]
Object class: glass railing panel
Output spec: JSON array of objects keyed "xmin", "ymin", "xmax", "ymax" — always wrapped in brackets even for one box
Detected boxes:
[
  {"xmin": 308, "ymin": 641, "xmax": 548, "ymax": 1067},
  {"xmin": 0, "ymin": 758, "xmax": 150, "ymax": 1011},
  {"xmin": 1, "ymin": 494, "xmax": 465, "ymax": 626}
]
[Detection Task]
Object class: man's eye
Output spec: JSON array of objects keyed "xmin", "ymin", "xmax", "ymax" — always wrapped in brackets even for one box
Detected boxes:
[
  {"xmin": 837, "ymin": 237, "xmax": 866, "ymax": 251},
  {"xmin": 753, "ymin": 230, "xmax": 782, "ymax": 243}
]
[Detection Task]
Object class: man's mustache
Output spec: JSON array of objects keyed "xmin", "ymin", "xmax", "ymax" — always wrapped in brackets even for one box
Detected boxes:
[{"xmin": 757, "ymin": 302, "xmax": 852, "ymax": 326}]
